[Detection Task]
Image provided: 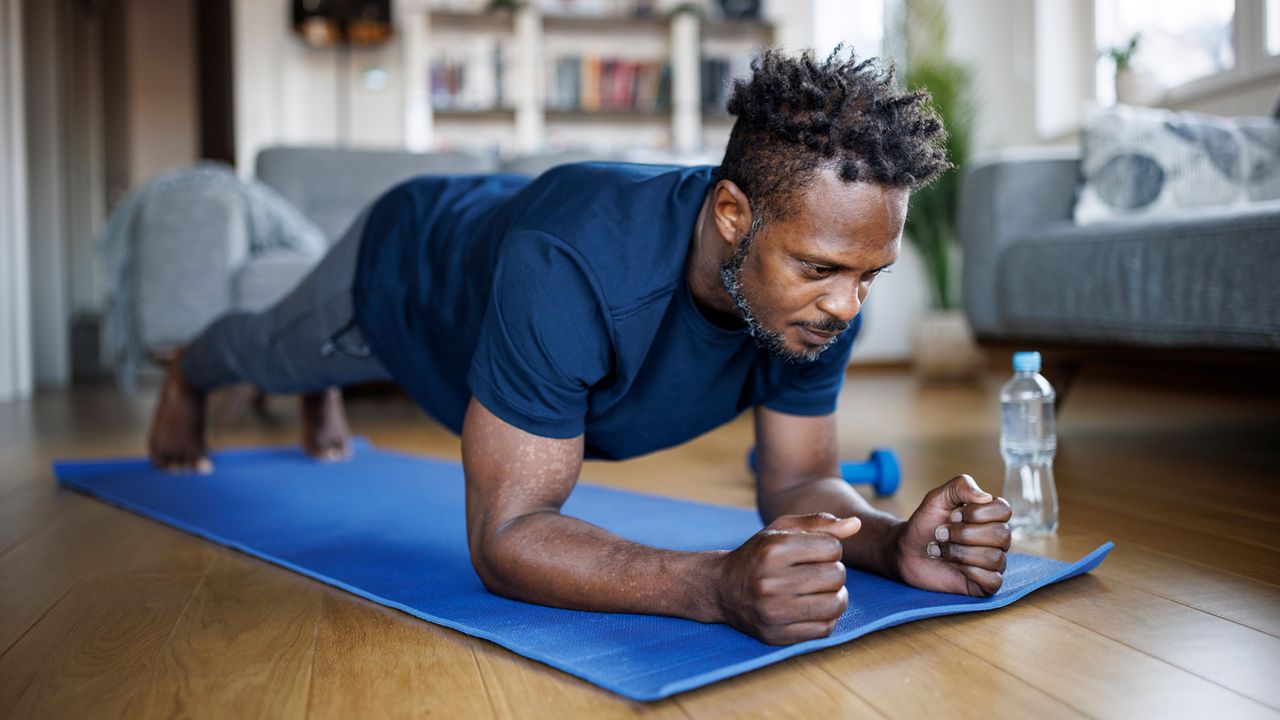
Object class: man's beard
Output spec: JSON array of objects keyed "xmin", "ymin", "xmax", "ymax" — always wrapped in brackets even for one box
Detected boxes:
[{"xmin": 718, "ymin": 219, "xmax": 844, "ymax": 363}]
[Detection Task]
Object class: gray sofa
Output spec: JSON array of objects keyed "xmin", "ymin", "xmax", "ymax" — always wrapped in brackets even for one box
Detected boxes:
[{"xmin": 958, "ymin": 147, "xmax": 1280, "ymax": 352}]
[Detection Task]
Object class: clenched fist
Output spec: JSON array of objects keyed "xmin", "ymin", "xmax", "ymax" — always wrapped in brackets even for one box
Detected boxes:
[
  {"xmin": 892, "ymin": 474, "xmax": 1013, "ymax": 597},
  {"xmin": 714, "ymin": 512, "xmax": 860, "ymax": 645}
]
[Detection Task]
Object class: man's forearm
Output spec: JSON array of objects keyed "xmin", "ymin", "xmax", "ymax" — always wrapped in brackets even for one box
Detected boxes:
[
  {"xmin": 476, "ymin": 510, "xmax": 728, "ymax": 622},
  {"xmin": 758, "ymin": 477, "xmax": 905, "ymax": 580}
]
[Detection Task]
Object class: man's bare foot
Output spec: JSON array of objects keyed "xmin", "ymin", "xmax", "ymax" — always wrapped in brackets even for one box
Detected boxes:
[
  {"xmin": 148, "ymin": 349, "xmax": 213, "ymax": 473},
  {"xmin": 301, "ymin": 388, "xmax": 352, "ymax": 462}
]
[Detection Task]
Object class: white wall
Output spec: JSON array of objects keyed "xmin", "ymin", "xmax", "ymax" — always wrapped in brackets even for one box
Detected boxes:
[
  {"xmin": 122, "ymin": 0, "xmax": 199, "ymax": 186},
  {"xmin": 233, "ymin": 0, "xmax": 407, "ymax": 174},
  {"xmin": 105, "ymin": 0, "xmax": 199, "ymax": 201},
  {"xmin": 1, "ymin": 0, "xmax": 33, "ymax": 401},
  {"xmin": 766, "ymin": 0, "xmax": 814, "ymax": 53},
  {"xmin": 946, "ymin": 0, "xmax": 1040, "ymax": 154}
]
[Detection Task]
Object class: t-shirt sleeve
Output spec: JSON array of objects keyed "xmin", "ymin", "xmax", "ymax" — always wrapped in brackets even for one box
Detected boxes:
[
  {"xmin": 762, "ymin": 313, "xmax": 862, "ymax": 416},
  {"xmin": 467, "ymin": 230, "xmax": 613, "ymax": 438}
]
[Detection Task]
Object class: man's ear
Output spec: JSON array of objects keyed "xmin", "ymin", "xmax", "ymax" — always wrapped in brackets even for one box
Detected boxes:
[{"xmin": 712, "ymin": 180, "xmax": 754, "ymax": 246}]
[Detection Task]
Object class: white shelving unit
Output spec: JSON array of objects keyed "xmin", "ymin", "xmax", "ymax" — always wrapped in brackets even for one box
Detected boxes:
[{"xmin": 401, "ymin": 3, "xmax": 773, "ymax": 158}]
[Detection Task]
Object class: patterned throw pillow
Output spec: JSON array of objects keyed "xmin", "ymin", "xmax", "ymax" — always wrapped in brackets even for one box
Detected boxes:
[{"xmin": 1074, "ymin": 104, "xmax": 1280, "ymax": 225}]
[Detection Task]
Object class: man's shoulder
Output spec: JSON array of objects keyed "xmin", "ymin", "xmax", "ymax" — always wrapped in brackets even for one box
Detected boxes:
[{"xmin": 507, "ymin": 162, "xmax": 716, "ymax": 315}]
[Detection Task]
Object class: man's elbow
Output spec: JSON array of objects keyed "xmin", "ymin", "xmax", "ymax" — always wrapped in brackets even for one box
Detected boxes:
[{"xmin": 467, "ymin": 522, "xmax": 525, "ymax": 599}]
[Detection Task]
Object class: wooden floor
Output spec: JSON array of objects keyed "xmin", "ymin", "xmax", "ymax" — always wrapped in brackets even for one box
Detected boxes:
[{"xmin": 1, "ymin": 366, "xmax": 1278, "ymax": 718}]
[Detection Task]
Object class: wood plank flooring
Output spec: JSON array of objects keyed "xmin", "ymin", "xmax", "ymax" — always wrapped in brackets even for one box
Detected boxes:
[{"xmin": 1, "ymin": 366, "xmax": 1277, "ymax": 718}]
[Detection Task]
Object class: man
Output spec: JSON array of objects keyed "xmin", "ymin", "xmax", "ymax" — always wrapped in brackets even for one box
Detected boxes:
[{"xmin": 149, "ymin": 48, "xmax": 1013, "ymax": 646}]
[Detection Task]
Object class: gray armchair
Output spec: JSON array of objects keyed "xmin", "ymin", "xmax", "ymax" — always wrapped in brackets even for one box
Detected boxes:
[{"xmin": 126, "ymin": 147, "xmax": 499, "ymax": 359}]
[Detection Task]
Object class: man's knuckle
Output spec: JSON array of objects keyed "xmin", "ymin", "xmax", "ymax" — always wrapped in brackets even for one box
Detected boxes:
[
  {"xmin": 750, "ymin": 575, "xmax": 773, "ymax": 597},
  {"xmin": 757, "ymin": 538, "xmax": 785, "ymax": 564},
  {"xmin": 827, "ymin": 562, "xmax": 847, "ymax": 586},
  {"xmin": 820, "ymin": 535, "xmax": 843, "ymax": 557},
  {"xmin": 758, "ymin": 626, "xmax": 785, "ymax": 645},
  {"xmin": 791, "ymin": 625, "xmax": 820, "ymax": 643},
  {"xmin": 758, "ymin": 602, "xmax": 787, "ymax": 626}
]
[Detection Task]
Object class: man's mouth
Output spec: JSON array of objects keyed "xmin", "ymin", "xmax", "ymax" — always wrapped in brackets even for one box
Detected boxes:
[{"xmin": 797, "ymin": 326, "xmax": 838, "ymax": 345}]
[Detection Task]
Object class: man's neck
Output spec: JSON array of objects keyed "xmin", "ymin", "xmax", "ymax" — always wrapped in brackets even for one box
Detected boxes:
[{"xmin": 685, "ymin": 192, "xmax": 747, "ymax": 330}]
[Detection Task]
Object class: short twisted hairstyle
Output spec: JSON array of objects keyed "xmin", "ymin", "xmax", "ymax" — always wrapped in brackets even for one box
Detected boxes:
[{"xmin": 714, "ymin": 46, "xmax": 951, "ymax": 222}]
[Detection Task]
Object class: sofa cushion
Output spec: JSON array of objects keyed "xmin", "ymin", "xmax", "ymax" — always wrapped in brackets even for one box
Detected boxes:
[
  {"xmin": 1074, "ymin": 105, "xmax": 1280, "ymax": 225},
  {"xmin": 998, "ymin": 200, "xmax": 1280, "ymax": 349}
]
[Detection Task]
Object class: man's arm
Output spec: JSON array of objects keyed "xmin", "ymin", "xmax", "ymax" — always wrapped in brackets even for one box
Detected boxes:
[
  {"xmin": 753, "ymin": 405, "xmax": 1015, "ymax": 596},
  {"xmin": 463, "ymin": 396, "xmax": 722, "ymax": 619},
  {"xmin": 463, "ymin": 396, "xmax": 857, "ymax": 644},
  {"xmin": 752, "ymin": 405, "xmax": 905, "ymax": 580}
]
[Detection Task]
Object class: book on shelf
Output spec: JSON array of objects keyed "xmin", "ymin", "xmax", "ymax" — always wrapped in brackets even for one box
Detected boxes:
[
  {"xmin": 700, "ymin": 53, "xmax": 753, "ymax": 114},
  {"xmin": 546, "ymin": 55, "xmax": 671, "ymax": 114},
  {"xmin": 430, "ymin": 36, "xmax": 517, "ymax": 112}
]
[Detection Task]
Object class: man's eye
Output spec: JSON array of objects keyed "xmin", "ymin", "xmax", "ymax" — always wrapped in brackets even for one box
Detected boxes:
[{"xmin": 803, "ymin": 262, "xmax": 835, "ymax": 276}]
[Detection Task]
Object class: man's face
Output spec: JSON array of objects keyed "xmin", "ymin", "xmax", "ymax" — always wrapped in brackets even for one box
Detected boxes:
[{"xmin": 721, "ymin": 169, "xmax": 907, "ymax": 362}]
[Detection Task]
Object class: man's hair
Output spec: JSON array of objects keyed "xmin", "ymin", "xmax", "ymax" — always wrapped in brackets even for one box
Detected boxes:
[{"xmin": 714, "ymin": 46, "xmax": 951, "ymax": 222}]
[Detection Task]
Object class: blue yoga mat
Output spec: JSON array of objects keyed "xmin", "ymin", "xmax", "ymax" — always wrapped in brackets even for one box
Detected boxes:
[{"xmin": 54, "ymin": 439, "xmax": 1112, "ymax": 701}]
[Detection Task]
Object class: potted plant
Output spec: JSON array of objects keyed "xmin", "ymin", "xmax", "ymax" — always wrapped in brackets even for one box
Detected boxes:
[
  {"xmin": 900, "ymin": 0, "xmax": 981, "ymax": 380},
  {"xmin": 1105, "ymin": 33, "xmax": 1162, "ymax": 105}
]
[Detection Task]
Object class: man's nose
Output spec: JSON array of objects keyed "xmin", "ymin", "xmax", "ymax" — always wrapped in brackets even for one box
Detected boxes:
[{"xmin": 817, "ymin": 282, "xmax": 862, "ymax": 325}]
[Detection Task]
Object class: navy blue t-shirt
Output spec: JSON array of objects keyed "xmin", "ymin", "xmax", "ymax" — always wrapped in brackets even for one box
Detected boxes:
[{"xmin": 352, "ymin": 162, "xmax": 859, "ymax": 460}]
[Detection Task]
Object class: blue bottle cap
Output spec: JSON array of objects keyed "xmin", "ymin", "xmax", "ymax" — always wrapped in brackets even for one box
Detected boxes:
[{"xmin": 1013, "ymin": 351, "xmax": 1041, "ymax": 373}]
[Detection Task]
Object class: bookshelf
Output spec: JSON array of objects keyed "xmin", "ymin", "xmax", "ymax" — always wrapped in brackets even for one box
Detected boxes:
[{"xmin": 401, "ymin": 3, "xmax": 774, "ymax": 159}]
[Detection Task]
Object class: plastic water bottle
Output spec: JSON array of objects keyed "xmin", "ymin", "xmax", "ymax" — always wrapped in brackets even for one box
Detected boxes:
[{"xmin": 999, "ymin": 352, "xmax": 1059, "ymax": 536}]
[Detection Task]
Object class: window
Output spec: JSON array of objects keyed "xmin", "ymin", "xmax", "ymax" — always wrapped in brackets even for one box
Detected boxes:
[
  {"xmin": 1094, "ymin": 0, "xmax": 1280, "ymax": 105},
  {"xmin": 1095, "ymin": 0, "xmax": 1236, "ymax": 105},
  {"xmin": 1269, "ymin": 0, "xmax": 1280, "ymax": 55}
]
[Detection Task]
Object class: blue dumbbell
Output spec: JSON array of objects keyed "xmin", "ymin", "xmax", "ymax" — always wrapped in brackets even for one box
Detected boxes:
[{"xmin": 747, "ymin": 446, "xmax": 901, "ymax": 496}]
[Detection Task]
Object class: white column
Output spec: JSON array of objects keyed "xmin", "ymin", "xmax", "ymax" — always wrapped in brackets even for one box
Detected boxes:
[
  {"xmin": 0, "ymin": 0, "xmax": 34, "ymax": 401},
  {"xmin": 670, "ymin": 10, "xmax": 701, "ymax": 155},
  {"xmin": 401, "ymin": 0, "xmax": 433, "ymax": 152},
  {"xmin": 514, "ymin": 4, "xmax": 544, "ymax": 155}
]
